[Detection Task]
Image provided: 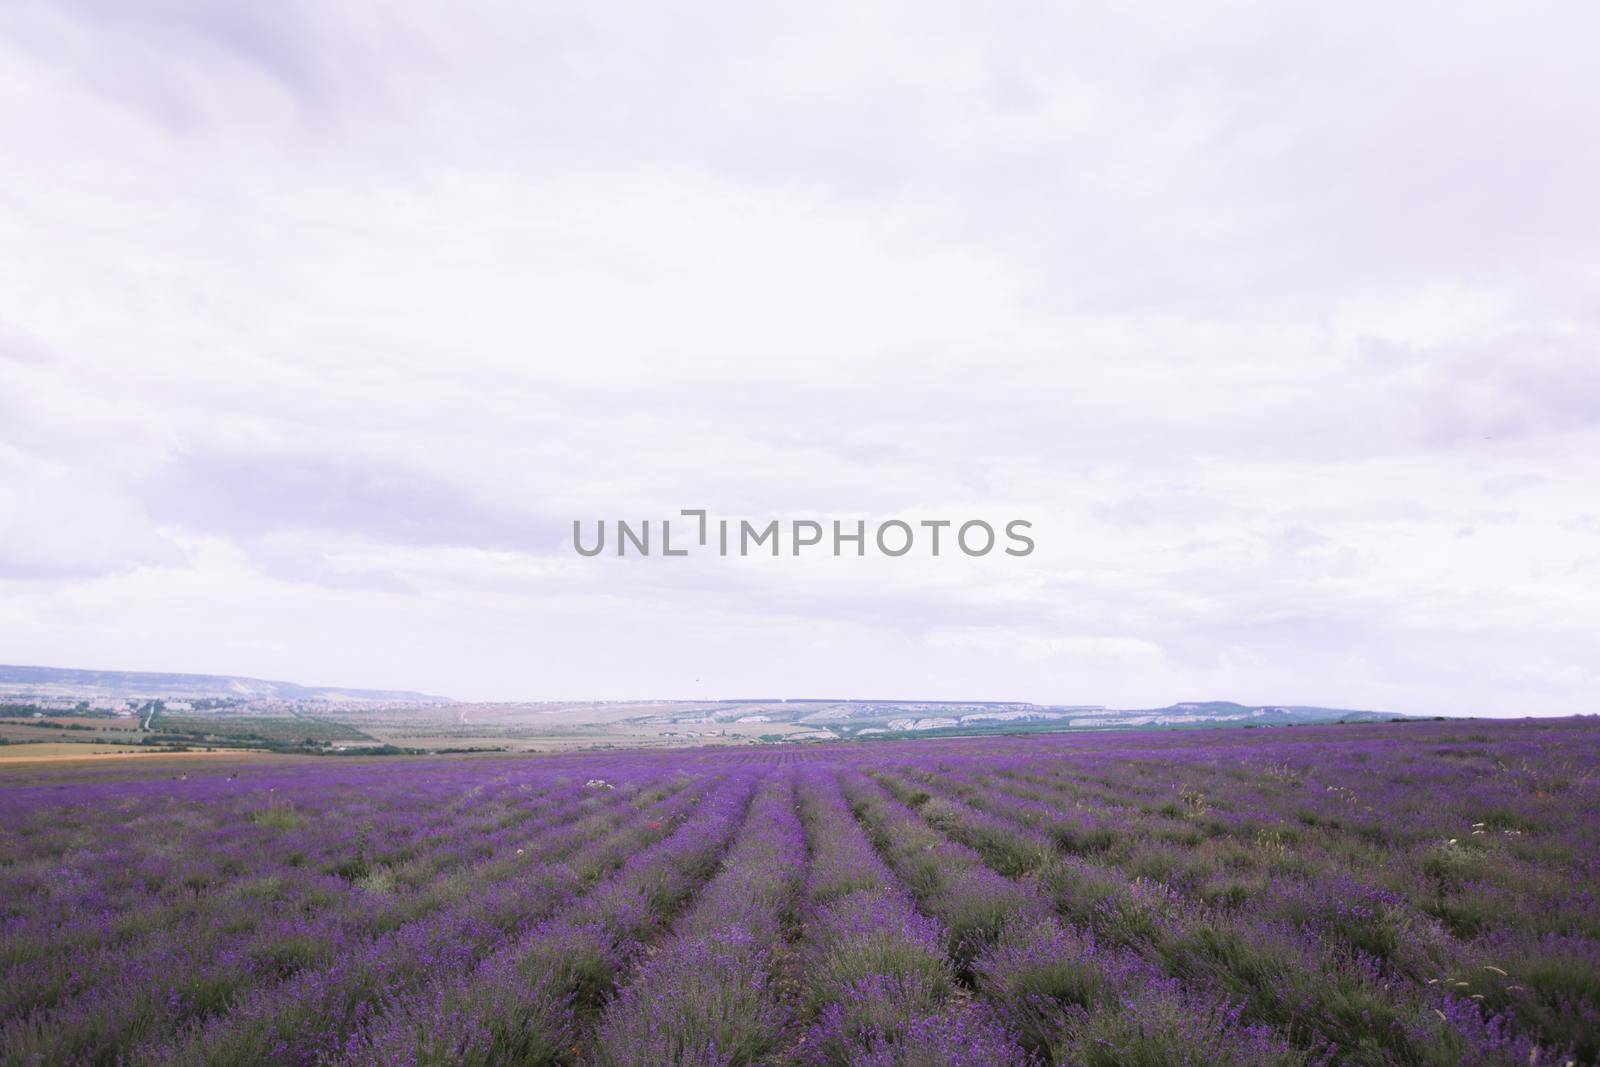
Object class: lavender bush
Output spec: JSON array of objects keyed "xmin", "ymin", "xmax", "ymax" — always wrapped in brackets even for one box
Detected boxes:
[{"xmin": 0, "ymin": 717, "xmax": 1595, "ymax": 1064}]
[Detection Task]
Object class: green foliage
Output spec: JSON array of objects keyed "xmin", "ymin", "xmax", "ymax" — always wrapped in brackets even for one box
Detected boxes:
[{"xmin": 248, "ymin": 796, "xmax": 303, "ymax": 830}]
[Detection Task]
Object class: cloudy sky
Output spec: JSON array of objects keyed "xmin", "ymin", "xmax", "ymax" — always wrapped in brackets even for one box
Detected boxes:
[{"xmin": 2, "ymin": 2, "xmax": 1597, "ymax": 713}]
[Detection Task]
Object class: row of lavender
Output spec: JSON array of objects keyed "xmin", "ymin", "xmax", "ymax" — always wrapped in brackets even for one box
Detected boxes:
[{"xmin": 1, "ymin": 716, "xmax": 1596, "ymax": 1064}]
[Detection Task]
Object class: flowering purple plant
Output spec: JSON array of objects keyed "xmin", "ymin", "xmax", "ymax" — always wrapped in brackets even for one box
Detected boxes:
[{"xmin": 1, "ymin": 717, "xmax": 1595, "ymax": 1064}]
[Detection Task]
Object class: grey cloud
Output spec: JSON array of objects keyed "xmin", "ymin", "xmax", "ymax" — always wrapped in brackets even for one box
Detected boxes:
[{"xmin": 140, "ymin": 441, "xmax": 565, "ymax": 553}]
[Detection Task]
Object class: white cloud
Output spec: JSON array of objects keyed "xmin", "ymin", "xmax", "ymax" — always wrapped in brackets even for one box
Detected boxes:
[{"xmin": 0, "ymin": 1, "xmax": 1596, "ymax": 713}]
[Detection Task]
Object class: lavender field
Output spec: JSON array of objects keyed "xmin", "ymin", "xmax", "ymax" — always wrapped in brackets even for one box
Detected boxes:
[{"xmin": 2, "ymin": 719, "xmax": 1597, "ymax": 1066}]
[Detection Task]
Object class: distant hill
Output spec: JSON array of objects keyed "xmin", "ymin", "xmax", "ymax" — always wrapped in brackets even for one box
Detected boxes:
[
  {"xmin": 0, "ymin": 665, "xmax": 1407, "ymax": 734},
  {"xmin": 0, "ymin": 664, "xmax": 450, "ymax": 704},
  {"xmin": 621, "ymin": 697, "xmax": 1413, "ymax": 738},
  {"xmin": 1068, "ymin": 700, "xmax": 1407, "ymax": 728}
]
